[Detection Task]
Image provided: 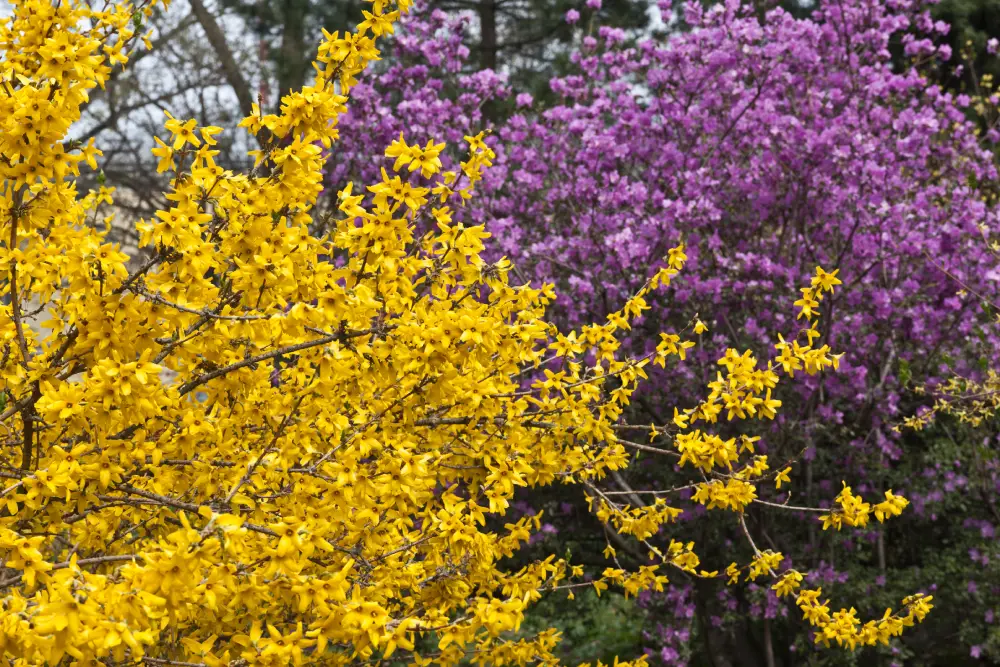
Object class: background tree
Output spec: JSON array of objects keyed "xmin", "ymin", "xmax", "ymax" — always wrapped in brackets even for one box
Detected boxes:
[
  {"xmin": 928, "ymin": 0, "xmax": 1000, "ymax": 94},
  {"xmin": 67, "ymin": 0, "xmax": 261, "ymax": 248},
  {"xmin": 221, "ymin": 0, "xmax": 654, "ymax": 109},
  {"xmin": 217, "ymin": 0, "xmax": 361, "ymax": 110},
  {"xmin": 437, "ymin": 0, "xmax": 652, "ymax": 96}
]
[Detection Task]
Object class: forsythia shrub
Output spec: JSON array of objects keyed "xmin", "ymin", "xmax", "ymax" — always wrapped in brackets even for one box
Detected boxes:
[{"xmin": 0, "ymin": 0, "xmax": 931, "ymax": 664}]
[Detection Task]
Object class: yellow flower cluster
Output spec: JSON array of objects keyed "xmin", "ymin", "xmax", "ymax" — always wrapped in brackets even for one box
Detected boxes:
[
  {"xmin": 902, "ymin": 370, "xmax": 1000, "ymax": 430},
  {"xmin": 725, "ymin": 550, "xmax": 934, "ymax": 651},
  {"xmin": 585, "ymin": 266, "xmax": 932, "ymax": 650},
  {"xmin": 673, "ymin": 268, "xmax": 842, "ymax": 515},
  {"xmin": 592, "ymin": 496, "xmax": 682, "ymax": 541},
  {"xmin": 819, "ymin": 484, "xmax": 909, "ymax": 530},
  {"xmin": 792, "ymin": 589, "xmax": 934, "ymax": 650}
]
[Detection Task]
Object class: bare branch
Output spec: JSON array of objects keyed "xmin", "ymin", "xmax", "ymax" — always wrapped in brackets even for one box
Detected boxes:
[{"xmin": 188, "ymin": 0, "xmax": 257, "ymax": 123}]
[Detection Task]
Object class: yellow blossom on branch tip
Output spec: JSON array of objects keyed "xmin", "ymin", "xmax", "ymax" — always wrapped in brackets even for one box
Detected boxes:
[{"xmin": 812, "ymin": 266, "xmax": 843, "ymax": 293}]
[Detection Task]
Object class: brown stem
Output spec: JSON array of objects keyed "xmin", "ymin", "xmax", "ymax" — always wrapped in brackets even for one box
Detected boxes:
[
  {"xmin": 222, "ymin": 393, "xmax": 306, "ymax": 505},
  {"xmin": 763, "ymin": 617, "xmax": 776, "ymax": 667},
  {"xmin": 8, "ymin": 193, "xmax": 28, "ymax": 366},
  {"xmin": 6, "ymin": 190, "xmax": 38, "ymax": 471},
  {"xmin": 277, "ymin": 0, "xmax": 309, "ymax": 107},
  {"xmin": 188, "ymin": 0, "xmax": 257, "ymax": 126},
  {"xmin": 177, "ymin": 326, "xmax": 380, "ymax": 395},
  {"xmin": 0, "ymin": 553, "xmax": 139, "ymax": 590}
]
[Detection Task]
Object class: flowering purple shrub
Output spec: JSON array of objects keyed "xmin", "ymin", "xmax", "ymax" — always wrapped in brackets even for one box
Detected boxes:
[
  {"xmin": 488, "ymin": 0, "xmax": 997, "ymax": 420},
  {"xmin": 481, "ymin": 1, "xmax": 1000, "ymax": 659},
  {"xmin": 485, "ymin": 0, "xmax": 1000, "ymax": 659},
  {"xmin": 325, "ymin": 0, "xmax": 1000, "ymax": 661}
]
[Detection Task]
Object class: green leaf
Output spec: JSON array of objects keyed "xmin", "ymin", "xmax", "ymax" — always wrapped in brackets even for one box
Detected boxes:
[{"xmin": 898, "ymin": 358, "xmax": 911, "ymax": 386}]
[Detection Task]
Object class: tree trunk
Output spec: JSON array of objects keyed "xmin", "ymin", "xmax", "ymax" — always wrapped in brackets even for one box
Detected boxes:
[
  {"xmin": 764, "ymin": 618, "xmax": 776, "ymax": 667},
  {"xmin": 189, "ymin": 0, "xmax": 256, "ymax": 122},
  {"xmin": 277, "ymin": 0, "xmax": 310, "ymax": 107},
  {"xmin": 478, "ymin": 0, "xmax": 497, "ymax": 71}
]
